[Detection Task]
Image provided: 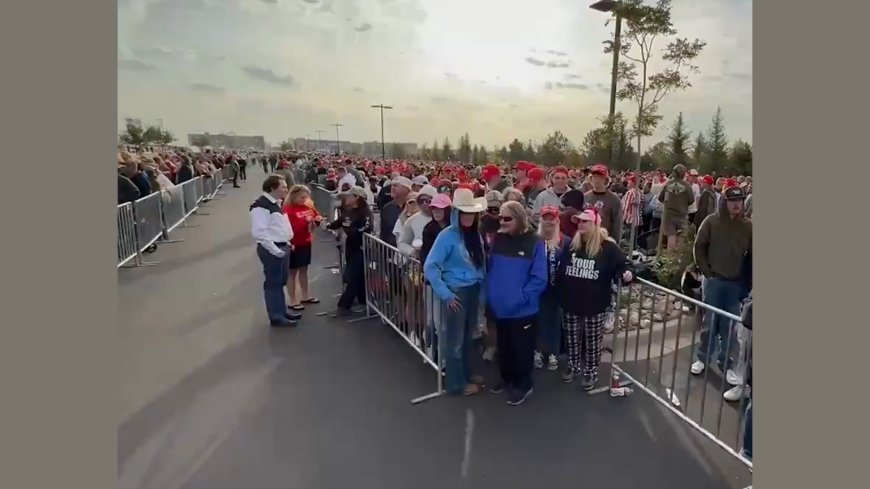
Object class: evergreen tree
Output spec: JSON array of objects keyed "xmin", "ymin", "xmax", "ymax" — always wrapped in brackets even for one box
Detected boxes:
[{"xmin": 667, "ymin": 112, "xmax": 691, "ymax": 166}]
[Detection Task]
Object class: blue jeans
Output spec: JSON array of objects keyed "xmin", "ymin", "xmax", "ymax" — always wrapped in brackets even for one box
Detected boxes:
[
  {"xmin": 438, "ymin": 284, "xmax": 481, "ymax": 395},
  {"xmin": 257, "ymin": 244, "xmax": 289, "ymax": 322},
  {"xmin": 695, "ymin": 277, "xmax": 743, "ymax": 369},
  {"xmin": 742, "ymin": 398, "xmax": 752, "ymax": 460},
  {"xmin": 536, "ymin": 292, "xmax": 562, "ymax": 356}
]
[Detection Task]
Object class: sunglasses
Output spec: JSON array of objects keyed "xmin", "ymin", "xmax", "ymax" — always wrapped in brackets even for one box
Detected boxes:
[
  {"xmin": 571, "ymin": 215, "xmax": 594, "ymax": 223},
  {"xmin": 486, "ymin": 207, "xmax": 500, "ymax": 214},
  {"xmin": 417, "ymin": 198, "xmax": 432, "ymax": 205},
  {"xmin": 498, "ymin": 216, "xmax": 514, "ymax": 222}
]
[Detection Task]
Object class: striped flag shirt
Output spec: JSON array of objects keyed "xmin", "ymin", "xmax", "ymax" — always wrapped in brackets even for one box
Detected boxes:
[{"xmin": 621, "ymin": 188, "xmax": 642, "ymax": 227}]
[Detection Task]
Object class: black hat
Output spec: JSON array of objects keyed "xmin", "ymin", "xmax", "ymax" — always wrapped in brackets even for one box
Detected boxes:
[
  {"xmin": 723, "ymin": 186, "xmax": 746, "ymax": 201},
  {"xmin": 561, "ymin": 189, "xmax": 585, "ymax": 210}
]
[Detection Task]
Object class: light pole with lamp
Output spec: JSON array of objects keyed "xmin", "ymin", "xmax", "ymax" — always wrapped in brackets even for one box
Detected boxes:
[
  {"xmin": 591, "ymin": 0, "xmax": 644, "ymax": 253},
  {"xmin": 370, "ymin": 104, "xmax": 393, "ymax": 160},
  {"xmin": 590, "ymin": 0, "xmax": 624, "ymax": 168}
]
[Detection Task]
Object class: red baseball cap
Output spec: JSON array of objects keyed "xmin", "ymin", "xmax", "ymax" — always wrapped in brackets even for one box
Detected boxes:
[
  {"xmin": 551, "ymin": 166, "xmax": 569, "ymax": 178},
  {"xmin": 702, "ymin": 175, "xmax": 714, "ymax": 186},
  {"xmin": 516, "ymin": 161, "xmax": 534, "ymax": 172},
  {"xmin": 540, "ymin": 205, "xmax": 560, "ymax": 219},
  {"xmin": 528, "ymin": 167, "xmax": 545, "ymax": 182},
  {"xmin": 482, "ymin": 164, "xmax": 500, "ymax": 181},
  {"xmin": 589, "ymin": 164, "xmax": 609, "ymax": 178}
]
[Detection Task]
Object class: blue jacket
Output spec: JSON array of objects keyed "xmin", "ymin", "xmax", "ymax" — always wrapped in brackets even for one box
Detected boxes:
[
  {"xmin": 423, "ymin": 207, "xmax": 486, "ymax": 302},
  {"xmin": 485, "ymin": 230, "xmax": 548, "ymax": 319}
]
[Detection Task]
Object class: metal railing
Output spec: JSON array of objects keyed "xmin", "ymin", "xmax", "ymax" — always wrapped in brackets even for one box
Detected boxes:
[
  {"xmin": 132, "ymin": 192, "xmax": 164, "ymax": 254},
  {"xmin": 161, "ymin": 185, "xmax": 186, "ymax": 235},
  {"xmin": 603, "ymin": 276, "xmax": 753, "ymax": 470},
  {"xmin": 117, "ymin": 202, "xmax": 138, "ymax": 267},
  {"xmin": 362, "ymin": 233, "xmax": 443, "ymax": 404},
  {"xmin": 116, "ymin": 172, "xmax": 227, "ymax": 268},
  {"xmin": 310, "ymin": 184, "xmax": 345, "ymax": 274},
  {"xmin": 180, "ymin": 179, "xmax": 200, "ymax": 218}
]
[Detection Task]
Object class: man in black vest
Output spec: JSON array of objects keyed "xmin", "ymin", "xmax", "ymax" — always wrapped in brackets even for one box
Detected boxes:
[{"xmin": 250, "ymin": 175, "xmax": 303, "ymax": 327}]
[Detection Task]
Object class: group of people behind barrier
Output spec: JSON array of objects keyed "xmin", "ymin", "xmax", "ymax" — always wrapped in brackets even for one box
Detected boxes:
[{"xmin": 245, "ymin": 152, "xmax": 753, "ymax": 463}]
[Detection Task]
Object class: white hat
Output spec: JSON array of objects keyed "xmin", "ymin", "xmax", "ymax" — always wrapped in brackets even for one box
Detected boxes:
[
  {"xmin": 418, "ymin": 184, "xmax": 438, "ymax": 199},
  {"xmin": 452, "ymin": 188, "xmax": 487, "ymax": 213},
  {"xmin": 390, "ymin": 176, "xmax": 413, "ymax": 189},
  {"xmin": 412, "ymin": 175, "xmax": 429, "ymax": 186}
]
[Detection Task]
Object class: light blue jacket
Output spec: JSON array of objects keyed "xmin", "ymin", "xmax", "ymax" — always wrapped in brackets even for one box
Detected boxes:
[{"xmin": 422, "ymin": 208, "xmax": 486, "ymax": 302}]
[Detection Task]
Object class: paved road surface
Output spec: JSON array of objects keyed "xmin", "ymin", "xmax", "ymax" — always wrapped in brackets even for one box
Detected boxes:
[{"xmin": 118, "ymin": 180, "xmax": 752, "ymax": 489}]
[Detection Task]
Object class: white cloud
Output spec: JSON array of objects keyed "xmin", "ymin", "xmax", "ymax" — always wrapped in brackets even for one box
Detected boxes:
[{"xmin": 118, "ymin": 0, "xmax": 752, "ymax": 147}]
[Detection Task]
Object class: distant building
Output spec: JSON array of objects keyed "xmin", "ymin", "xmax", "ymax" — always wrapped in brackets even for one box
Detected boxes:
[
  {"xmin": 187, "ymin": 133, "xmax": 266, "ymax": 151},
  {"xmin": 287, "ymin": 137, "xmax": 416, "ymax": 157}
]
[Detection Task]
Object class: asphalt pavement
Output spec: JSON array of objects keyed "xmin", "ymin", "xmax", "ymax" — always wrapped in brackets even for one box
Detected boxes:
[{"xmin": 118, "ymin": 175, "xmax": 752, "ymax": 489}]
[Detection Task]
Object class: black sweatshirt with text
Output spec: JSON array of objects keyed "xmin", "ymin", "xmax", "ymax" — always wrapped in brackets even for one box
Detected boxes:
[{"xmin": 555, "ymin": 240, "xmax": 626, "ymax": 317}]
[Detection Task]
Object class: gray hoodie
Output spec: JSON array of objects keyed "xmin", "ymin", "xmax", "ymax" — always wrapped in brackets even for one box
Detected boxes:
[
  {"xmin": 530, "ymin": 187, "xmax": 568, "ymax": 225},
  {"xmin": 693, "ymin": 197, "xmax": 752, "ymax": 280}
]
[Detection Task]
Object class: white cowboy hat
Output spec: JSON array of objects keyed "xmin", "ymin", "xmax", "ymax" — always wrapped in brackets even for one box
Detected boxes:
[{"xmin": 452, "ymin": 188, "xmax": 487, "ymax": 213}]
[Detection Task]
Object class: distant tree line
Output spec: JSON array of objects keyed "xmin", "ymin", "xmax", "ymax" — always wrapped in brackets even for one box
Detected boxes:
[{"xmin": 417, "ymin": 107, "xmax": 751, "ymax": 176}]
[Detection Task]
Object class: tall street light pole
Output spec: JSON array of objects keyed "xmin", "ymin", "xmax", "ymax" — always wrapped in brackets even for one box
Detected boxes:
[
  {"xmin": 371, "ymin": 104, "xmax": 393, "ymax": 160},
  {"xmin": 590, "ymin": 0, "xmax": 624, "ymax": 168},
  {"xmin": 331, "ymin": 123, "xmax": 343, "ymax": 155}
]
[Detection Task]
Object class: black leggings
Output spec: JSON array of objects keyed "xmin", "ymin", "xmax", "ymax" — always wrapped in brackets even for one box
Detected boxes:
[{"xmin": 338, "ymin": 252, "xmax": 366, "ymax": 310}]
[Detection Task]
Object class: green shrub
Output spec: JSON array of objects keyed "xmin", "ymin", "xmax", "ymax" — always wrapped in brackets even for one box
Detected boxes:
[{"xmin": 652, "ymin": 224, "xmax": 696, "ymax": 290}]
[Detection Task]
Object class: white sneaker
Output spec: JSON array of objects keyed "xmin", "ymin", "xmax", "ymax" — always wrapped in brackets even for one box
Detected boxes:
[
  {"xmin": 691, "ymin": 361, "xmax": 705, "ymax": 375},
  {"xmin": 603, "ymin": 313, "xmax": 615, "ymax": 334},
  {"xmin": 533, "ymin": 351, "xmax": 543, "ymax": 369},
  {"xmin": 724, "ymin": 385, "xmax": 744, "ymax": 402},
  {"xmin": 726, "ymin": 369, "xmax": 743, "ymax": 386},
  {"xmin": 547, "ymin": 354, "xmax": 558, "ymax": 371}
]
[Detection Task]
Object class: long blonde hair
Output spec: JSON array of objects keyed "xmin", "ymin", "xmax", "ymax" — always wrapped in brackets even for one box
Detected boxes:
[
  {"xmin": 500, "ymin": 201, "xmax": 533, "ymax": 234},
  {"xmin": 284, "ymin": 184, "xmax": 310, "ymax": 206},
  {"xmin": 570, "ymin": 219, "xmax": 616, "ymax": 257}
]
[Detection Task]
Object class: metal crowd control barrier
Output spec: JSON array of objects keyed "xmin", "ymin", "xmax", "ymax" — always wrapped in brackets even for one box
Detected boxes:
[
  {"xmin": 362, "ymin": 234, "xmax": 443, "ymax": 404},
  {"xmin": 117, "ymin": 202, "xmax": 138, "ymax": 267},
  {"xmin": 603, "ymin": 277, "xmax": 753, "ymax": 471},
  {"xmin": 161, "ymin": 185, "xmax": 186, "ymax": 239},
  {"xmin": 180, "ymin": 178, "xmax": 200, "ymax": 218},
  {"xmin": 310, "ymin": 184, "xmax": 345, "ymax": 273},
  {"xmin": 117, "ymin": 171, "xmax": 229, "ymax": 268},
  {"xmin": 131, "ymin": 192, "xmax": 164, "ymax": 266}
]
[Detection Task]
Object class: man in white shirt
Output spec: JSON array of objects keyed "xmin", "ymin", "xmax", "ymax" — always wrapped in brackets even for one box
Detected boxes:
[
  {"xmin": 686, "ymin": 168, "xmax": 701, "ymax": 225},
  {"xmin": 250, "ymin": 175, "xmax": 302, "ymax": 327}
]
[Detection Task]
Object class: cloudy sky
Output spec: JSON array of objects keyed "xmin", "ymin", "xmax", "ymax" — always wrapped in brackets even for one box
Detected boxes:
[{"xmin": 118, "ymin": 0, "xmax": 752, "ymax": 150}]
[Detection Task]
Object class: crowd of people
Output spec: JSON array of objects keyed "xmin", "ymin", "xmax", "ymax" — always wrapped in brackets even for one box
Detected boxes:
[
  {"xmin": 203, "ymin": 146, "xmax": 750, "ymax": 459},
  {"xmin": 245, "ymin": 152, "xmax": 749, "ymax": 433}
]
